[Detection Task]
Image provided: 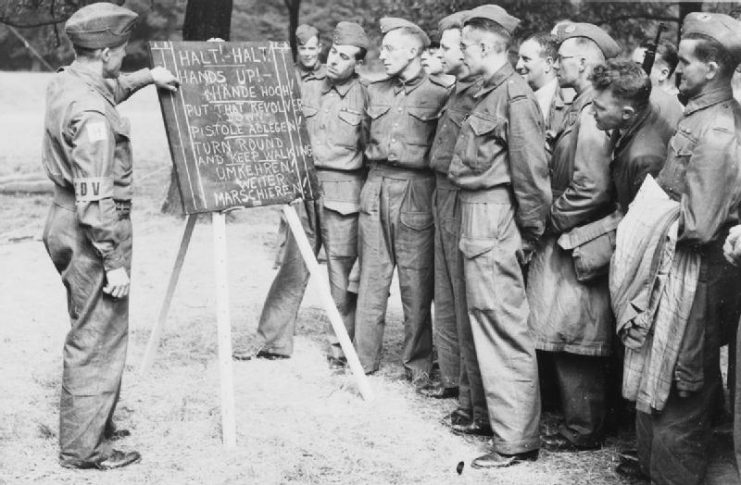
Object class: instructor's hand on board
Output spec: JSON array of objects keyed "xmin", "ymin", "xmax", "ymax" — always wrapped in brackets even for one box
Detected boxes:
[
  {"xmin": 104, "ymin": 267, "xmax": 130, "ymax": 299},
  {"xmin": 151, "ymin": 66, "xmax": 180, "ymax": 92}
]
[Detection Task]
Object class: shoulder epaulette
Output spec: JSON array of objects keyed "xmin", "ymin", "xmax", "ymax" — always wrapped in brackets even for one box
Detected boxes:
[
  {"xmin": 506, "ymin": 76, "xmax": 531, "ymax": 101},
  {"xmin": 72, "ymin": 88, "xmax": 108, "ymax": 115}
]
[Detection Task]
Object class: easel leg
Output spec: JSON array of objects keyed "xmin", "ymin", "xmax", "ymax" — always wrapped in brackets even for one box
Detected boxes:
[
  {"xmin": 212, "ymin": 211, "xmax": 237, "ymax": 447},
  {"xmin": 139, "ymin": 213, "xmax": 198, "ymax": 375},
  {"xmin": 282, "ymin": 205, "xmax": 374, "ymax": 401}
]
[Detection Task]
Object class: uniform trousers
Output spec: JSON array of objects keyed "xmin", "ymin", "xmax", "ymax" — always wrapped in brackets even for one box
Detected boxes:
[
  {"xmin": 552, "ymin": 352, "xmax": 607, "ymax": 446},
  {"xmin": 433, "ymin": 174, "xmax": 487, "ymax": 422},
  {"xmin": 640, "ymin": 240, "xmax": 737, "ymax": 485},
  {"xmin": 458, "ymin": 187, "xmax": 541, "ymax": 454},
  {"xmin": 255, "ymin": 195, "xmax": 358, "ymax": 357},
  {"xmin": 354, "ymin": 164, "xmax": 434, "ymax": 375},
  {"xmin": 43, "ymin": 194, "xmax": 131, "ymax": 465}
]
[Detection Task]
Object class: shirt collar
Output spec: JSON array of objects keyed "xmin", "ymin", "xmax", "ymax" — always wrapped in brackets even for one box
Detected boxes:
[
  {"xmin": 300, "ymin": 63, "xmax": 325, "ymax": 81},
  {"xmin": 67, "ymin": 61, "xmax": 115, "ymax": 105},
  {"xmin": 455, "ymin": 73, "xmax": 480, "ymax": 94},
  {"xmin": 612, "ymin": 104, "xmax": 653, "ymax": 153},
  {"xmin": 474, "ymin": 62, "xmax": 515, "ymax": 99},
  {"xmin": 321, "ymin": 74, "xmax": 357, "ymax": 97},
  {"xmin": 393, "ymin": 69, "xmax": 426, "ymax": 94},
  {"xmin": 684, "ymin": 86, "xmax": 734, "ymax": 116},
  {"xmin": 534, "ymin": 77, "xmax": 559, "ymax": 120}
]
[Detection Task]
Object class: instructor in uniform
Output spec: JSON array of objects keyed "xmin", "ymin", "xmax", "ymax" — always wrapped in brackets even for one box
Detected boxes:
[{"xmin": 42, "ymin": 2, "xmax": 178, "ymax": 470}]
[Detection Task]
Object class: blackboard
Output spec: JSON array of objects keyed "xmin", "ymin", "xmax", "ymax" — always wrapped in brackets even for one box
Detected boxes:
[{"xmin": 149, "ymin": 41, "xmax": 318, "ymax": 214}]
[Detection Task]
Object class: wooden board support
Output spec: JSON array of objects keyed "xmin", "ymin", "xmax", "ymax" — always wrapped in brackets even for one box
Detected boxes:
[
  {"xmin": 139, "ymin": 214, "xmax": 198, "ymax": 374},
  {"xmin": 212, "ymin": 212, "xmax": 237, "ymax": 447},
  {"xmin": 282, "ymin": 205, "xmax": 374, "ymax": 401}
]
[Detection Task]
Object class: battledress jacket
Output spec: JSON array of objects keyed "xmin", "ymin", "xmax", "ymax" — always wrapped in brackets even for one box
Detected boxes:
[{"xmin": 42, "ymin": 63, "xmax": 152, "ymax": 271}]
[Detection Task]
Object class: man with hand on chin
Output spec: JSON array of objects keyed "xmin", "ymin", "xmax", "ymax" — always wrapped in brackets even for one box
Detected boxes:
[{"xmin": 42, "ymin": 2, "xmax": 178, "ymax": 470}]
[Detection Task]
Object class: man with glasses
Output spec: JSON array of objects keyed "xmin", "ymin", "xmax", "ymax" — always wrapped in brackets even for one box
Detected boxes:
[
  {"xmin": 527, "ymin": 23, "xmax": 621, "ymax": 453},
  {"xmin": 353, "ymin": 18, "xmax": 450, "ymax": 388},
  {"xmin": 448, "ymin": 5, "xmax": 551, "ymax": 468}
]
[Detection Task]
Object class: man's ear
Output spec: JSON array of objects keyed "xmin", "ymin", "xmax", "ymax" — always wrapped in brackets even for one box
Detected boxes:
[
  {"xmin": 622, "ymin": 104, "xmax": 636, "ymax": 121},
  {"xmin": 658, "ymin": 65, "xmax": 670, "ymax": 82},
  {"xmin": 705, "ymin": 60, "xmax": 720, "ymax": 80},
  {"xmin": 544, "ymin": 56, "xmax": 555, "ymax": 73}
]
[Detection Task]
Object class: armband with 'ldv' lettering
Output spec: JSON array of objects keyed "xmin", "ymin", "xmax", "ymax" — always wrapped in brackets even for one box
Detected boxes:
[{"xmin": 74, "ymin": 177, "xmax": 114, "ymax": 203}]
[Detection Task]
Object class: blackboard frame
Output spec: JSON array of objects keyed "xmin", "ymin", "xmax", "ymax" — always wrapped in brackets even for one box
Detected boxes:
[{"xmin": 149, "ymin": 40, "xmax": 318, "ymax": 214}]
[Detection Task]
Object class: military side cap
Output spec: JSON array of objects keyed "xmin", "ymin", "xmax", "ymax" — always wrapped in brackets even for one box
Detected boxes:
[
  {"xmin": 333, "ymin": 21, "xmax": 369, "ymax": 50},
  {"xmin": 682, "ymin": 12, "xmax": 741, "ymax": 63},
  {"xmin": 438, "ymin": 11, "xmax": 469, "ymax": 33},
  {"xmin": 463, "ymin": 5, "xmax": 520, "ymax": 35},
  {"xmin": 296, "ymin": 24, "xmax": 319, "ymax": 44},
  {"xmin": 65, "ymin": 2, "xmax": 138, "ymax": 49},
  {"xmin": 555, "ymin": 22, "xmax": 621, "ymax": 59},
  {"xmin": 379, "ymin": 17, "xmax": 431, "ymax": 48}
]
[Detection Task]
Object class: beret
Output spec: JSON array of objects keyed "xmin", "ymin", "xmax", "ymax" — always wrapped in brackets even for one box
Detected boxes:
[
  {"xmin": 295, "ymin": 24, "xmax": 319, "ymax": 44},
  {"xmin": 682, "ymin": 12, "xmax": 741, "ymax": 63},
  {"xmin": 438, "ymin": 11, "xmax": 469, "ymax": 33},
  {"xmin": 379, "ymin": 17, "xmax": 431, "ymax": 48},
  {"xmin": 65, "ymin": 2, "xmax": 138, "ymax": 49},
  {"xmin": 463, "ymin": 5, "xmax": 520, "ymax": 36},
  {"xmin": 555, "ymin": 22, "xmax": 621, "ymax": 59},
  {"xmin": 332, "ymin": 21, "xmax": 369, "ymax": 50}
]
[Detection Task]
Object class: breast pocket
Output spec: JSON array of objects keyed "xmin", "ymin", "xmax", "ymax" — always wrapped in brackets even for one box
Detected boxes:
[
  {"xmin": 460, "ymin": 113, "xmax": 502, "ymax": 174},
  {"xmin": 407, "ymin": 106, "xmax": 439, "ymax": 145},
  {"xmin": 335, "ymin": 108, "xmax": 363, "ymax": 149},
  {"xmin": 660, "ymin": 132, "xmax": 695, "ymax": 198},
  {"xmin": 367, "ymin": 105, "xmax": 391, "ymax": 121},
  {"xmin": 302, "ymin": 105, "xmax": 319, "ymax": 133}
]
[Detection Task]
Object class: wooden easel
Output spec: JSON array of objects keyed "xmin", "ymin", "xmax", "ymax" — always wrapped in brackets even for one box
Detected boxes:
[{"xmin": 139, "ymin": 204, "xmax": 373, "ymax": 447}]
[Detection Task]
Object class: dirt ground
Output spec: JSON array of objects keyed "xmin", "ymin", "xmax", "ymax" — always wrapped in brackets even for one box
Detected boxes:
[{"xmin": 0, "ymin": 71, "xmax": 738, "ymax": 485}]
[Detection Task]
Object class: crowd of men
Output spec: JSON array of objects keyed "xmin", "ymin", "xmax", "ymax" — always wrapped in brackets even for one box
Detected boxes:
[
  {"xmin": 234, "ymin": 4, "xmax": 741, "ymax": 483},
  {"xmin": 40, "ymin": 1, "xmax": 741, "ymax": 483}
]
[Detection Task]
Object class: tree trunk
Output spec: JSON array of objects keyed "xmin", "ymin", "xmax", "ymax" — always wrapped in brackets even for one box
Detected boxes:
[
  {"xmin": 161, "ymin": 0, "xmax": 234, "ymax": 215},
  {"xmin": 677, "ymin": 2, "xmax": 703, "ymax": 45},
  {"xmin": 183, "ymin": 0, "xmax": 233, "ymax": 41},
  {"xmin": 284, "ymin": 0, "xmax": 300, "ymax": 62}
]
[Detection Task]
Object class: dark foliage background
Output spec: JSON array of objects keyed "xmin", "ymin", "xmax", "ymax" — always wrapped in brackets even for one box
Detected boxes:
[{"xmin": 1, "ymin": 0, "xmax": 739, "ymax": 71}]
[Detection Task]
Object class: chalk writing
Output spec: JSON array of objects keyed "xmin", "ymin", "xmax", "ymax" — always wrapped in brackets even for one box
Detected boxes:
[{"xmin": 149, "ymin": 41, "xmax": 317, "ymax": 214}]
